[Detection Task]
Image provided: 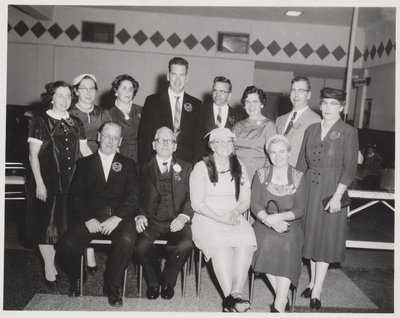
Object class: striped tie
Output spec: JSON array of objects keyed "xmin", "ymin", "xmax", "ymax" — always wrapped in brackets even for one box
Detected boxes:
[
  {"xmin": 283, "ymin": 111, "xmax": 297, "ymax": 136},
  {"xmin": 162, "ymin": 162, "xmax": 168, "ymax": 174},
  {"xmin": 216, "ymin": 107, "xmax": 222, "ymax": 128},
  {"xmin": 173, "ymin": 96, "xmax": 181, "ymax": 134}
]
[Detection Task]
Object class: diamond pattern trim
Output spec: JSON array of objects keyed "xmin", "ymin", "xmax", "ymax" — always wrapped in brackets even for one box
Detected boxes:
[
  {"xmin": 184, "ymin": 34, "xmax": 198, "ymax": 50},
  {"xmin": 353, "ymin": 47, "xmax": 362, "ymax": 62},
  {"xmin": 370, "ymin": 44, "xmax": 376, "ymax": 60},
  {"xmin": 201, "ymin": 35, "xmax": 215, "ymax": 51},
  {"xmin": 133, "ymin": 30, "xmax": 147, "ymax": 46},
  {"xmin": 48, "ymin": 23, "xmax": 63, "ymax": 39},
  {"xmin": 14, "ymin": 20, "xmax": 29, "ymax": 37},
  {"xmin": 167, "ymin": 33, "xmax": 181, "ymax": 48},
  {"xmin": 332, "ymin": 45, "xmax": 346, "ymax": 61},
  {"xmin": 150, "ymin": 31, "xmax": 165, "ymax": 47},
  {"xmin": 385, "ymin": 39, "xmax": 393, "ymax": 56},
  {"xmin": 283, "ymin": 42, "xmax": 297, "ymax": 57},
  {"xmin": 65, "ymin": 24, "xmax": 80, "ymax": 40},
  {"xmin": 267, "ymin": 40, "xmax": 281, "ymax": 56},
  {"xmin": 250, "ymin": 39, "xmax": 265, "ymax": 55},
  {"xmin": 31, "ymin": 22, "xmax": 46, "ymax": 38},
  {"xmin": 299, "ymin": 43, "xmax": 313, "ymax": 59},
  {"xmin": 116, "ymin": 28, "xmax": 131, "ymax": 44},
  {"xmin": 316, "ymin": 45, "xmax": 330, "ymax": 60},
  {"xmin": 377, "ymin": 42, "xmax": 385, "ymax": 58}
]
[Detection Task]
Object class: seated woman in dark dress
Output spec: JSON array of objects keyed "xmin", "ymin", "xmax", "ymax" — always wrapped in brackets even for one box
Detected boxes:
[{"xmin": 251, "ymin": 135, "xmax": 306, "ymax": 312}]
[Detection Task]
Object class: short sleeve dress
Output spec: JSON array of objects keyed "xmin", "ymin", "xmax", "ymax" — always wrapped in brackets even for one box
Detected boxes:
[
  {"xmin": 296, "ymin": 119, "xmax": 358, "ymax": 263},
  {"xmin": 190, "ymin": 158, "xmax": 257, "ymax": 261},
  {"xmin": 109, "ymin": 103, "xmax": 141, "ymax": 162},
  {"xmin": 251, "ymin": 166, "xmax": 306, "ymax": 287},
  {"xmin": 69, "ymin": 104, "xmax": 111, "ymax": 153},
  {"xmin": 232, "ymin": 117, "xmax": 277, "ymax": 182},
  {"xmin": 26, "ymin": 111, "xmax": 86, "ymax": 244}
]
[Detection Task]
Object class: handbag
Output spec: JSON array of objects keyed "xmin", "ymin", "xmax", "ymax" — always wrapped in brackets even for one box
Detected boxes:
[
  {"xmin": 265, "ymin": 199, "xmax": 291, "ymax": 232},
  {"xmin": 322, "ymin": 191, "xmax": 351, "ymax": 210}
]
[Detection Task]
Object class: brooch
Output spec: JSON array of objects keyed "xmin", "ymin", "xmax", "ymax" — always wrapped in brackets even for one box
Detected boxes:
[
  {"xmin": 330, "ymin": 131, "xmax": 341, "ymax": 139},
  {"xmin": 112, "ymin": 162, "xmax": 122, "ymax": 172},
  {"xmin": 172, "ymin": 163, "xmax": 182, "ymax": 181},
  {"xmin": 64, "ymin": 117, "xmax": 75, "ymax": 126},
  {"xmin": 184, "ymin": 102, "xmax": 193, "ymax": 112}
]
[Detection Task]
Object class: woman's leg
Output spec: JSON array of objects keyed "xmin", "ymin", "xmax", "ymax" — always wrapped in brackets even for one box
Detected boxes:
[
  {"xmin": 230, "ymin": 246, "xmax": 254, "ymax": 298},
  {"xmin": 311, "ymin": 261, "xmax": 329, "ymax": 299},
  {"xmin": 86, "ymin": 247, "xmax": 96, "ymax": 267},
  {"xmin": 274, "ymin": 276, "xmax": 291, "ymax": 312},
  {"xmin": 266, "ymin": 274, "xmax": 277, "ymax": 293},
  {"xmin": 38, "ymin": 244, "xmax": 57, "ymax": 281},
  {"xmin": 211, "ymin": 248, "xmax": 234, "ymax": 297},
  {"xmin": 307, "ymin": 259, "xmax": 316, "ymax": 289}
]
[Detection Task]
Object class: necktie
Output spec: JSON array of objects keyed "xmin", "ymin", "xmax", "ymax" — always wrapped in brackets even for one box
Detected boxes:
[
  {"xmin": 283, "ymin": 111, "xmax": 297, "ymax": 136},
  {"xmin": 216, "ymin": 107, "xmax": 222, "ymax": 128},
  {"xmin": 173, "ymin": 96, "xmax": 181, "ymax": 134},
  {"xmin": 162, "ymin": 162, "xmax": 168, "ymax": 174}
]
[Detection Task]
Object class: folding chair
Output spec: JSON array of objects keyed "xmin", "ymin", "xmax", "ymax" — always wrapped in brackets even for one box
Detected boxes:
[{"xmin": 5, "ymin": 162, "xmax": 26, "ymax": 200}]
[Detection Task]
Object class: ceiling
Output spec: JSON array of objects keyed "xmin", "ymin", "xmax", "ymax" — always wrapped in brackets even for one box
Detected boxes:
[{"xmin": 86, "ymin": 6, "xmax": 395, "ymax": 28}]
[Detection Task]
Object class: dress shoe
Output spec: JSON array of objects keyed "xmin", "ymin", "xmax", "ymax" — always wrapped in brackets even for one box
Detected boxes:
[
  {"xmin": 105, "ymin": 285, "xmax": 123, "ymax": 307},
  {"xmin": 300, "ymin": 287, "xmax": 312, "ymax": 298},
  {"xmin": 146, "ymin": 286, "xmax": 160, "ymax": 300},
  {"xmin": 232, "ymin": 297, "xmax": 251, "ymax": 312},
  {"xmin": 87, "ymin": 265, "xmax": 98, "ymax": 273},
  {"xmin": 270, "ymin": 304, "xmax": 279, "ymax": 312},
  {"xmin": 45, "ymin": 278, "xmax": 58, "ymax": 288},
  {"xmin": 160, "ymin": 283, "xmax": 174, "ymax": 300},
  {"xmin": 222, "ymin": 295, "xmax": 236, "ymax": 312},
  {"xmin": 310, "ymin": 297, "xmax": 321, "ymax": 310},
  {"xmin": 69, "ymin": 278, "xmax": 81, "ymax": 297}
]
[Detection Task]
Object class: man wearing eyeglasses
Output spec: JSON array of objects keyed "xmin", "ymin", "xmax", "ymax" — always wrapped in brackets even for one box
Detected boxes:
[
  {"xmin": 276, "ymin": 76, "xmax": 320, "ymax": 166},
  {"xmin": 135, "ymin": 126, "xmax": 193, "ymax": 300},
  {"xmin": 138, "ymin": 56, "xmax": 202, "ymax": 165},
  {"xmin": 58, "ymin": 121, "xmax": 140, "ymax": 307},
  {"xmin": 197, "ymin": 76, "xmax": 245, "ymax": 159}
]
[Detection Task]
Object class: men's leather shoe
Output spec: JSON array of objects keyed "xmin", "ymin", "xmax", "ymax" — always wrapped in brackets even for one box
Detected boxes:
[
  {"xmin": 160, "ymin": 284, "xmax": 174, "ymax": 300},
  {"xmin": 300, "ymin": 287, "xmax": 312, "ymax": 298},
  {"xmin": 310, "ymin": 297, "xmax": 321, "ymax": 310},
  {"xmin": 146, "ymin": 286, "xmax": 160, "ymax": 299},
  {"xmin": 69, "ymin": 278, "xmax": 81, "ymax": 297},
  {"xmin": 87, "ymin": 265, "xmax": 98, "ymax": 273},
  {"xmin": 105, "ymin": 286, "xmax": 123, "ymax": 307}
]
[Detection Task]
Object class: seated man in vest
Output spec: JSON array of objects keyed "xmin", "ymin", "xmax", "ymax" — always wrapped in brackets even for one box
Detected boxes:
[
  {"xmin": 58, "ymin": 121, "xmax": 140, "ymax": 307},
  {"xmin": 135, "ymin": 126, "xmax": 193, "ymax": 300}
]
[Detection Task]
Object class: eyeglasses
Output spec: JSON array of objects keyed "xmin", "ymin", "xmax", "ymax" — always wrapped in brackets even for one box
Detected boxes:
[
  {"xmin": 244, "ymin": 99, "xmax": 261, "ymax": 105},
  {"xmin": 212, "ymin": 140, "xmax": 233, "ymax": 146},
  {"xmin": 289, "ymin": 89, "xmax": 309, "ymax": 95},
  {"xmin": 78, "ymin": 87, "xmax": 96, "ymax": 94},
  {"xmin": 100, "ymin": 133, "xmax": 121, "ymax": 143},
  {"xmin": 320, "ymin": 100, "xmax": 343, "ymax": 107},
  {"xmin": 212, "ymin": 89, "xmax": 230, "ymax": 95},
  {"xmin": 155, "ymin": 138, "xmax": 176, "ymax": 145}
]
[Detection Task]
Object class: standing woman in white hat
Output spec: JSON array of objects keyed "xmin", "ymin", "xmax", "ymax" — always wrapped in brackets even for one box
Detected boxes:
[{"xmin": 190, "ymin": 128, "xmax": 256, "ymax": 312}]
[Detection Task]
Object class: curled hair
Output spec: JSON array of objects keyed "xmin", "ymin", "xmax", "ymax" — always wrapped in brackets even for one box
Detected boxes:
[
  {"xmin": 240, "ymin": 86, "xmax": 267, "ymax": 106},
  {"xmin": 265, "ymin": 134, "xmax": 291, "ymax": 154},
  {"xmin": 168, "ymin": 57, "xmax": 189, "ymax": 72},
  {"xmin": 111, "ymin": 74, "xmax": 139, "ymax": 98},
  {"xmin": 40, "ymin": 81, "xmax": 72, "ymax": 110},
  {"xmin": 291, "ymin": 76, "xmax": 311, "ymax": 90},
  {"xmin": 213, "ymin": 76, "xmax": 232, "ymax": 92}
]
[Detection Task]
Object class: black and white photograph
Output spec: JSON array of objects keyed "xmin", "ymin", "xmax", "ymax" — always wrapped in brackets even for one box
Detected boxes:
[{"xmin": 2, "ymin": 0, "xmax": 397, "ymax": 315}]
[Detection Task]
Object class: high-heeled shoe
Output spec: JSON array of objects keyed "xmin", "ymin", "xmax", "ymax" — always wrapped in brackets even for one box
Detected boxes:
[
  {"xmin": 45, "ymin": 278, "xmax": 58, "ymax": 288},
  {"xmin": 87, "ymin": 265, "xmax": 98, "ymax": 273},
  {"xmin": 270, "ymin": 304, "xmax": 279, "ymax": 312},
  {"xmin": 300, "ymin": 287, "xmax": 312, "ymax": 298},
  {"xmin": 285, "ymin": 297, "xmax": 291, "ymax": 312},
  {"xmin": 310, "ymin": 297, "xmax": 321, "ymax": 310}
]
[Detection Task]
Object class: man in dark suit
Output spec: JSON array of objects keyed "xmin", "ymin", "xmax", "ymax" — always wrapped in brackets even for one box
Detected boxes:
[
  {"xmin": 135, "ymin": 127, "xmax": 193, "ymax": 300},
  {"xmin": 138, "ymin": 56, "xmax": 202, "ymax": 165},
  {"xmin": 58, "ymin": 121, "xmax": 140, "ymax": 307},
  {"xmin": 197, "ymin": 76, "xmax": 245, "ymax": 158}
]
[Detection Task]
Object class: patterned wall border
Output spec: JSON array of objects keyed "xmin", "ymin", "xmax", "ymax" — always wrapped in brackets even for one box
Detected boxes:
[{"xmin": 9, "ymin": 19, "xmax": 396, "ymax": 64}]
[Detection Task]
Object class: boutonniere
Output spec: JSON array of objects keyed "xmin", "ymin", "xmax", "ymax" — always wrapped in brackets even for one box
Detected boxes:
[
  {"xmin": 112, "ymin": 162, "xmax": 123, "ymax": 172},
  {"xmin": 172, "ymin": 163, "xmax": 182, "ymax": 181},
  {"xmin": 228, "ymin": 115, "xmax": 235, "ymax": 125},
  {"xmin": 330, "ymin": 131, "xmax": 341, "ymax": 139},
  {"xmin": 183, "ymin": 102, "xmax": 193, "ymax": 112}
]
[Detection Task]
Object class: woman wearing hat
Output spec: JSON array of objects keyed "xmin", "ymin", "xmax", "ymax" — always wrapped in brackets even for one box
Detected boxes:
[
  {"xmin": 190, "ymin": 128, "xmax": 256, "ymax": 312},
  {"xmin": 251, "ymin": 134, "xmax": 306, "ymax": 312},
  {"xmin": 296, "ymin": 88, "xmax": 358, "ymax": 310},
  {"xmin": 108, "ymin": 74, "xmax": 141, "ymax": 162},
  {"xmin": 70, "ymin": 73, "xmax": 112, "ymax": 153},
  {"xmin": 26, "ymin": 81, "xmax": 91, "ymax": 287},
  {"xmin": 70, "ymin": 73, "xmax": 111, "ymax": 271}
]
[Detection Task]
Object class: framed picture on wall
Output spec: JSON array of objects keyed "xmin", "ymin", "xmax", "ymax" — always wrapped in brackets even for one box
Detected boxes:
[
  {"xmin": 217, "ymin": 32, "xmax": 249, "ymax": 54},
  {"xmin": 363, "ymin": 98, "xmax": 373, "ymax": 129}
]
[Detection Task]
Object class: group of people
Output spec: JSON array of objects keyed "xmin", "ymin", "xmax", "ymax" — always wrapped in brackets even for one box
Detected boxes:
[{"xmin": 25, "ymin": 56, "xmax": 359, "ymax": 312}]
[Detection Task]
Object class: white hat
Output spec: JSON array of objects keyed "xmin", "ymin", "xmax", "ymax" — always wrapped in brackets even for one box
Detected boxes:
[
  {"xmin": 72, "ymin": 73, "xmax": 97, "ymax": 86},
  {"xmin": 206, "ymin": 128, "xmax": 236, "ymax": 142}
]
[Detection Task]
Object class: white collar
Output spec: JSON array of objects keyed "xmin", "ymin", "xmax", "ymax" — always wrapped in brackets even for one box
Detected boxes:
[
  {"xmin": 75, "ymin": 103, "xmax": 94, "ymax": 113},
  {"xmin": 213, "ymin": 103, "xmax": 229, "ymax": 110},
  {"xmin": 46, "ymin": 109, "xmax": 70, "ymax": 120},
  {"xmin": 291, "ymin": 105, "xmax": 309, "ymax": 117},
  {"xmin": 168, "ymin": 87, "xmax": 184, "ymax": 100},
  {"xmin": 156, "ymin": 155, "xmax": 172, "ymax": 167},
  {"xmin": 98, "ymin": 150, "xmax": 116, "ymax": 161}
]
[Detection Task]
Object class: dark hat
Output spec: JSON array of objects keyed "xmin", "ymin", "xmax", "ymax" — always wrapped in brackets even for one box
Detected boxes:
[{"xmin": 320, "ymin": 87, "xmax": 346, "ymax": 101}]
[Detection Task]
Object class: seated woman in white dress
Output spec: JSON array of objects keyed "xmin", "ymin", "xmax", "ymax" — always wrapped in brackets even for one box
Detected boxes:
[{"xmin": 190, "ymin": 128, "xmax": 257, "ymax": 312}]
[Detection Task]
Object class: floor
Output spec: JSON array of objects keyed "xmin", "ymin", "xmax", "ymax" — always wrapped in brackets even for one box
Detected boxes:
[{"xmin": 2, "ymin": 198, "xmax": 395, "ymax": 314}]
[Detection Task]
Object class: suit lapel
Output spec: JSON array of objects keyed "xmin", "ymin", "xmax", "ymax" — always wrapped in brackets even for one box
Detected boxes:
[
  {"xmin": 93, "ymin": 152, "xmax": 107, "ymax": 185},
  {"xmin": 106, "ymin": 153, "xmax": 121, "ymax": 185},
  {"xmin": 225, "ymin": 106, "xmax": 234, "ymax": 129},
  {"xmin": 206, "ymin": 103, "xmax": 216, "ymax": 131},
  {"xmin": 277, "ymin": 113, "xmax": 290, "ymax": 134},
  {"xmin": 161, "ymin": 91, "xmax": 174, "ymax": 128},
  {"xmin": 148, "ymin": 157, "xmax": 161, "ymax": 195}
]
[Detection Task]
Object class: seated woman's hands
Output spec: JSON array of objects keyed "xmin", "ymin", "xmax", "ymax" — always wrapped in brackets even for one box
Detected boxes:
[
  {"xmin": 271, "ymin": 220, "xmax": 290, "ymax": 233},
  {"xmin": 227, "ymin": 209, "xmax": 241, "ymax": 226},
  {"xmin": 256, "ymin": 211, "xmax": 290, "ymax": 233}
]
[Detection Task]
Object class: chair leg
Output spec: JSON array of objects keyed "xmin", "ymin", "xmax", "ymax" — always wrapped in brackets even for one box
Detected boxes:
[
  {"xmin": 138, "ymin": 264, "xmax": 143, "ymax": 297},
  {"xmin": 182, "ymin": 261, "xmax": 188, "ymax": 297},
  {"xmin": 122, "ymin": 268, "xmax": 127, "ymax": 298},
  {"xmin": 80, "ymin": 255, "xmax": 84, "ymax": 297},
  {"xmin": 291, "ymin": 286, "xmax": 297, "ymax": 312},
  {"xmin": 196, "ymin": 250, "xmax": 202, "ymax": 297},
  {"xmin": 249, "ymin": 270, "xmax": 255, "ymax": 303}
]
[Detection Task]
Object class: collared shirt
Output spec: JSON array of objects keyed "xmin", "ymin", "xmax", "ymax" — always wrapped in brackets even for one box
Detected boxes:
[
  {"xmin": 155, "ymin": 155, "xmax": 172, "ymax": 173},
  {"xmin": 168, "ymin": 88, "xmax": 184, "ymax": 121},
  {"xmin": 283, "ymin": 106, "xmax": 310, "ymax": 132},
  {"xmin": 213, "ymin": 103, "xmax": 229, "ymax": 127},
  {"xmin": 98, "ymin": 150, "xmax": 116, "ymax": 181}
]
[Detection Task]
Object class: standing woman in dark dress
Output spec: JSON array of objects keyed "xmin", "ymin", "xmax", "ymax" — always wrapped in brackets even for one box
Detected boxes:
[
  {"xmin": 296, "ymin": 88, "xmax": 358, "ymax": 310},
  {"xmin": 26, "ymin": 81, "xmax": 91, "ymax": 286},
  {"xmin": 251, "ymin": 135, "xmax": 306, "ymax": 312},
  {"xmin": 108, "ymin": 74, "xmax": 141, "ymax": 162}
]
